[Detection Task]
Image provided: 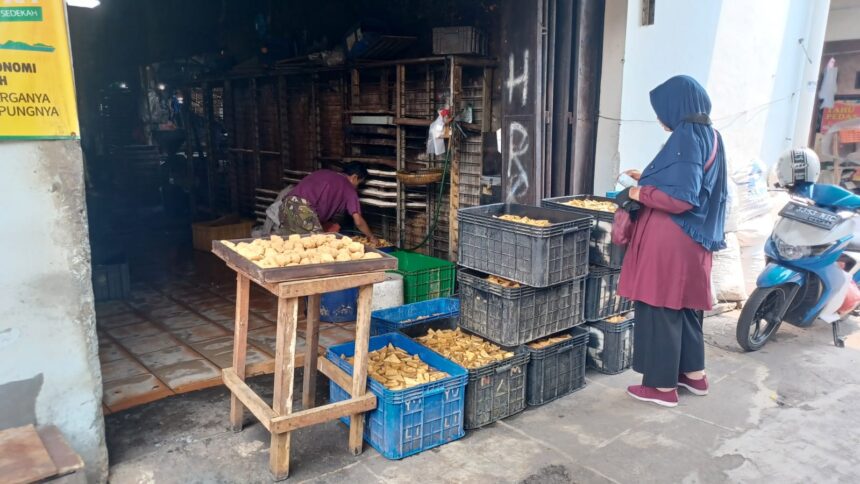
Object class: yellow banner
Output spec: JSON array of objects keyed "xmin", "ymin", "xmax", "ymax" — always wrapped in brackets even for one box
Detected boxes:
[{"xmin": 0, "ymin": 0, "xmax": 79, "ymax": 139}]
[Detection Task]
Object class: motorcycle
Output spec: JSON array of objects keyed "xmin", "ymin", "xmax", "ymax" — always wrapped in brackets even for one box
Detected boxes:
[{"xmin": 737, "ymin": 181, "xmax": 860, "ymax": 351}]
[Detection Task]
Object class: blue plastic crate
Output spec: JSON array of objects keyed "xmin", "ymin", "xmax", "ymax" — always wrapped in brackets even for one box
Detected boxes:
[
  {"xmin": 320, "ymin": 288, "xmax": 359, "ymax": 323},
  {"xmin": 370, "ymin": 298, "xmax": 460, "ymax": 336},
  {"xmin": 326, "ymin": 333, "xmax": 468, "ymax": 460}
]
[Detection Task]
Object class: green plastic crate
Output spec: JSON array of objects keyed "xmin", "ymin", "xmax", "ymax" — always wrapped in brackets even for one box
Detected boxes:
[{"xmin": 390, "ymin": 250, "xmax": 456, "ymax": 303}]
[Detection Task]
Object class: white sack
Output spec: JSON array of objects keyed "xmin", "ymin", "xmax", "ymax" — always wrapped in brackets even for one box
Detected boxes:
[
  {"xmin": 740, "ymin": 243, "xmax": 767, "ymax": 296},
  {"xmin": 736, "ymin": 212, "xmax": 772, "ymax": 248},
  {"xmin": 712, "ymin": 232, "xmax": 747, "ymax": 302},
  {"xmin": 724, "ymin": 177, "xmax": 740, "ymax": 233},
  {"xmin": 735, "ymin": 212, "xmax": 772, "ymax": 296},
  {"xmin": 769, "ymin": 189, "xmax": 791, "ymax": 222}
]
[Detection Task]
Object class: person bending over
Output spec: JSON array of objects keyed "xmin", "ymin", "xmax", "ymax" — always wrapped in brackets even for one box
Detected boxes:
[{"xmin": 280, "ymin": 162, "xmax": 379, "ymax": 244}]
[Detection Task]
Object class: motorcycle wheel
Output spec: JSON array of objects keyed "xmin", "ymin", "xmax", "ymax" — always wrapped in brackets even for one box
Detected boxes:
[{"xmin": 736, "ymin": 286, "xmax": 789, "ymax": 352}]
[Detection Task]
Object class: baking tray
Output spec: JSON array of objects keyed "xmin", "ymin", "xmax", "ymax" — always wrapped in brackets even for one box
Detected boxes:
[{"xmin": 211, "ymin": 235, "xmax": 398, "ymax": 283}]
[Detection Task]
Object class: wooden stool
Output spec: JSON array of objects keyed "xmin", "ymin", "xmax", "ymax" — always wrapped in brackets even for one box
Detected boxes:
[{"xmin": 223, "ymin": 267, "xmax": 384, "ymax": 480}]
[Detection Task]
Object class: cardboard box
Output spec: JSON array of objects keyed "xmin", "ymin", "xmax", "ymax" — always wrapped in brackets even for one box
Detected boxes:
[{"xmin": 192, "ymin": 216, "xmax": 254, "ymax": 252}]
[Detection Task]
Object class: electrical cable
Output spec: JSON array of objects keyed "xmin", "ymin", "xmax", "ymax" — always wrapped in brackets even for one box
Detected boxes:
[
  {"xmin": 400, "ymin": 69, "xmax": 807, "ymax": 251},
  {"xmin": 596, "ymin": 89, "xmax": 802, "ymax": 129},
  {"xmin": 402, "ymin": 130, "xmax": 454, "ymax": 251},
  {"xmin": 397, "ymin": 58, "xmax": 454, "ymax": 252}
]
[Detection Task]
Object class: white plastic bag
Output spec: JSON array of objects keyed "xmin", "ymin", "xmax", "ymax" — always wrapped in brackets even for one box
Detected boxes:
[
  {"xmin": 426, "ymin": 114, "xmax": 446, "ymax": 155},
  {"xmin": 732, "ymin": 158, "xmax": 772, "ymax": 220},
  {"xmin": 712, "ymin": 233, "xmax": 747, "ymax": 302}
]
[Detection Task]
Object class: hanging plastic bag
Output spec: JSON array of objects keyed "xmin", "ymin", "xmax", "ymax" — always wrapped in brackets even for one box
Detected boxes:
[{"xmin": 426, "ymin": 112, "xmax": 447, "ymax": 156}]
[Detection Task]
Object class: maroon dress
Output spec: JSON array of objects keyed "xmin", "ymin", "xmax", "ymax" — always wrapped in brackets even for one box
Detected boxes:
[
  {"xmin": 617, "ymin": 185, "xmax": 713, "ymax": 311},
  {"xmin": 288, "ymin": 170, "xmax": 362, "ymax": 223}
]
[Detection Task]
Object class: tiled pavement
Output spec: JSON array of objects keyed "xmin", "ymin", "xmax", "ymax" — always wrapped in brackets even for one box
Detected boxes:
[
  {"xmin": 96, "ymin": 253, "xmax": 356, "ymax": 413},
  {"xmin": 106, "ymin": 312, "xmax": 860, "ymax": 483}
]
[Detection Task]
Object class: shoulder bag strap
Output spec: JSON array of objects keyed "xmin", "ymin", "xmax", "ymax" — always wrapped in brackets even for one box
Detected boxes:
[{"xmin": 703, "ymin": 128, "xmax": 719, "ymax": 171}]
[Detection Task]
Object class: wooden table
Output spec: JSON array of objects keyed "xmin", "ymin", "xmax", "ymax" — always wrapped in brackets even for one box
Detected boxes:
[{"xmin": 223, "ymin": 265, "xmax": 384, "ymax": 480}]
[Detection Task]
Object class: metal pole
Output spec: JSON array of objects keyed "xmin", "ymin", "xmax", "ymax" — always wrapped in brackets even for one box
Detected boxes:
[{"xmin": 570, "ymin": 0, "xmax": 605, "ymax": 196}]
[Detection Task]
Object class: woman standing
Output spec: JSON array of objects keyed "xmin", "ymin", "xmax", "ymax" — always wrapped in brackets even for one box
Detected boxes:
[{"xmin": 615, "ymin": 75, "xmax": 727, "ymax": 407}]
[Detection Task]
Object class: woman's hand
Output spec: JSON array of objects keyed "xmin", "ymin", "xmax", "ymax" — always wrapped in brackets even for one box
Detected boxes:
[
  {"xmin": 625, "ymin": 169, "xmax": 641, "ymax": 181},
  {"xmin": 629, "ymin": 186, "xmax": 641, "ymax": 201}
]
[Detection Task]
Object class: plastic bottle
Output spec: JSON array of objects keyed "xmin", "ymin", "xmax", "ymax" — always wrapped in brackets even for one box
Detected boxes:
[{"xmin": 617, "ymin": 172, "xmax": 639, "ymax": 189}]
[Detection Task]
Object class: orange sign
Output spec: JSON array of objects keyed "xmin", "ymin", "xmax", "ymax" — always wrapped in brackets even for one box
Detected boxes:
[{"xmin": 821, "ymin": 101, "xmax": 860, "ymax": 134}]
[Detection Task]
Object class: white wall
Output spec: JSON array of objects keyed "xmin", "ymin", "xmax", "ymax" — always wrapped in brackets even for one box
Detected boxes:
[
  {"xmin": 825, "ymin": 0, "xmax": 860, "ymax": 42},
  {"xmin": 0, "ymin": 141, "xmax": 107, "ymax": 482},
  {"xmin": 595, "ymin": 0, "xmax": 831, "ymax": 194},
  {"xmin": 593, "ymin": 0, "xmax": 629, "ymax": 195}
]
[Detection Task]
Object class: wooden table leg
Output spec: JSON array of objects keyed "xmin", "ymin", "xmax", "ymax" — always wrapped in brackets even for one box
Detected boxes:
[
  {"xmin": 229, "ymin": 274, "xmax": 251, "ymax": 432},
  {"xmin": 348, "ymin": 284, "xmax": 373, "ymax": 455},
  {"xmin": 270, "ymin": 296, "xmax": 299, "ymax": 480},
  {"xmin": 303, "ymin": 294, "xmax": 321, "ymax": 409}
]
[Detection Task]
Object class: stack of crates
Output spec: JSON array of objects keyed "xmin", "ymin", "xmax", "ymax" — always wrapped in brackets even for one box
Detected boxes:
[
  {"xmin": 403, "ymin": 318, "xmax": 532, "ymax": 429},
  {"xmin": 326, "ymin": 333, "xmax": 468, "ymax": 459},
  {"xmin": 368, "ymin": 297, "xmax": 530, "ymax": 429},
  {"xmin": 585, "ymin": 313, "xmax": 635, "ymax": 374},
  {"xmin": 542, "ymin": 195, "xmax": 635, "ymax": 374},
  {"xmin": 524, "ymin": 326, "xmax": 590, "ymax": 406},
  {"xmin": 457, "ymin": 203, "xmax": 593, "ymax": 409}
]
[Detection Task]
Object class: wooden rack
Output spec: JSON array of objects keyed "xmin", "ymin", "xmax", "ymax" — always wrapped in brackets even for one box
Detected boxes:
[{"xmin": 183, "ymin": 56, "xmax": 496, "ymax": 261}]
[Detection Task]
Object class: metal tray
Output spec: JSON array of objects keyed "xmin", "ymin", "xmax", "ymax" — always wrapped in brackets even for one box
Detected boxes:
[{"xmin": 211, "ymin": 236, "xmax": 398, "ymax": 283}]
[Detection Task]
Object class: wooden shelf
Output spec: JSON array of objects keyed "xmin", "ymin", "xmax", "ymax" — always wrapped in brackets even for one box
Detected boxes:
[
  {"xmin": 346, "ymin": 110, "xmax": 395, "ymax": 115},
  {"xmin": 199, "ymin": 54, "xmax": 494, "ymax": 260},
  {"xmin": 342, "ymin": 156, "xmax": 398, "ymax": 168},
  {"xmin": 348, "ymin": 138, "xmax": 397, "ymax": 147},
  {"xmin": 395, "ymin": 117, "xmax": 433, "ymax": 127}
]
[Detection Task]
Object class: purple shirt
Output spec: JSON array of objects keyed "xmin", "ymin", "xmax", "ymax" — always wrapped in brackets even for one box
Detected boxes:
[
  {"xmin": 288, "ymin": 170, "xmax": 361, "ymax": 223},
  {"xmin": 618, "ymin": 186, "xmax": 713, "ymax": 311}
]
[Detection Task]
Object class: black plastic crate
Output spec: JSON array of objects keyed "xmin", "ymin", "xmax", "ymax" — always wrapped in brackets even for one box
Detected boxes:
[
  {"xmin": 584, "ymin": 267, "xmax": 633, "ymax": 321},
  {"xmin": 586, "ymin": 315, "xmax": 634, "ymax": 374},
  {"xmin": 458, "ymin": 203, "xmax": 592, "ymax": 287},
  {"xmin": 458, "ymin": 269, "xmax": 585, "ymax": 347},
  {"xmin": 542, "ymin": 195, "xmax": 625, "ymax": 269},
  {"xmin": 526, "ymin": 327, "xmax": 589, "ymax": 406},
  {"xmin": 92, "ymin": 262, "xmax": 130, "ymax": 301},
  {"xmin": 401, "ymin": 319, "xmax": 530, "ymax": 430},
  {"xmin": 465, "ymin": 346, "xmax": 529, "ymax": 429}
]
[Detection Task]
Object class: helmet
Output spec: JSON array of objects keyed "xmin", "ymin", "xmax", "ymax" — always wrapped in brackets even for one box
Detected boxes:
[{"xmin": 775, "ymin": 147, "xmax": 820, "ymax": 187}]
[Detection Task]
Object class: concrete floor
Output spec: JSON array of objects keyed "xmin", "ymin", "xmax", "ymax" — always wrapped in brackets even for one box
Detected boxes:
[{"xmin": 105, "ymin": 312, "xmax": 860, "ymax": 483}]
